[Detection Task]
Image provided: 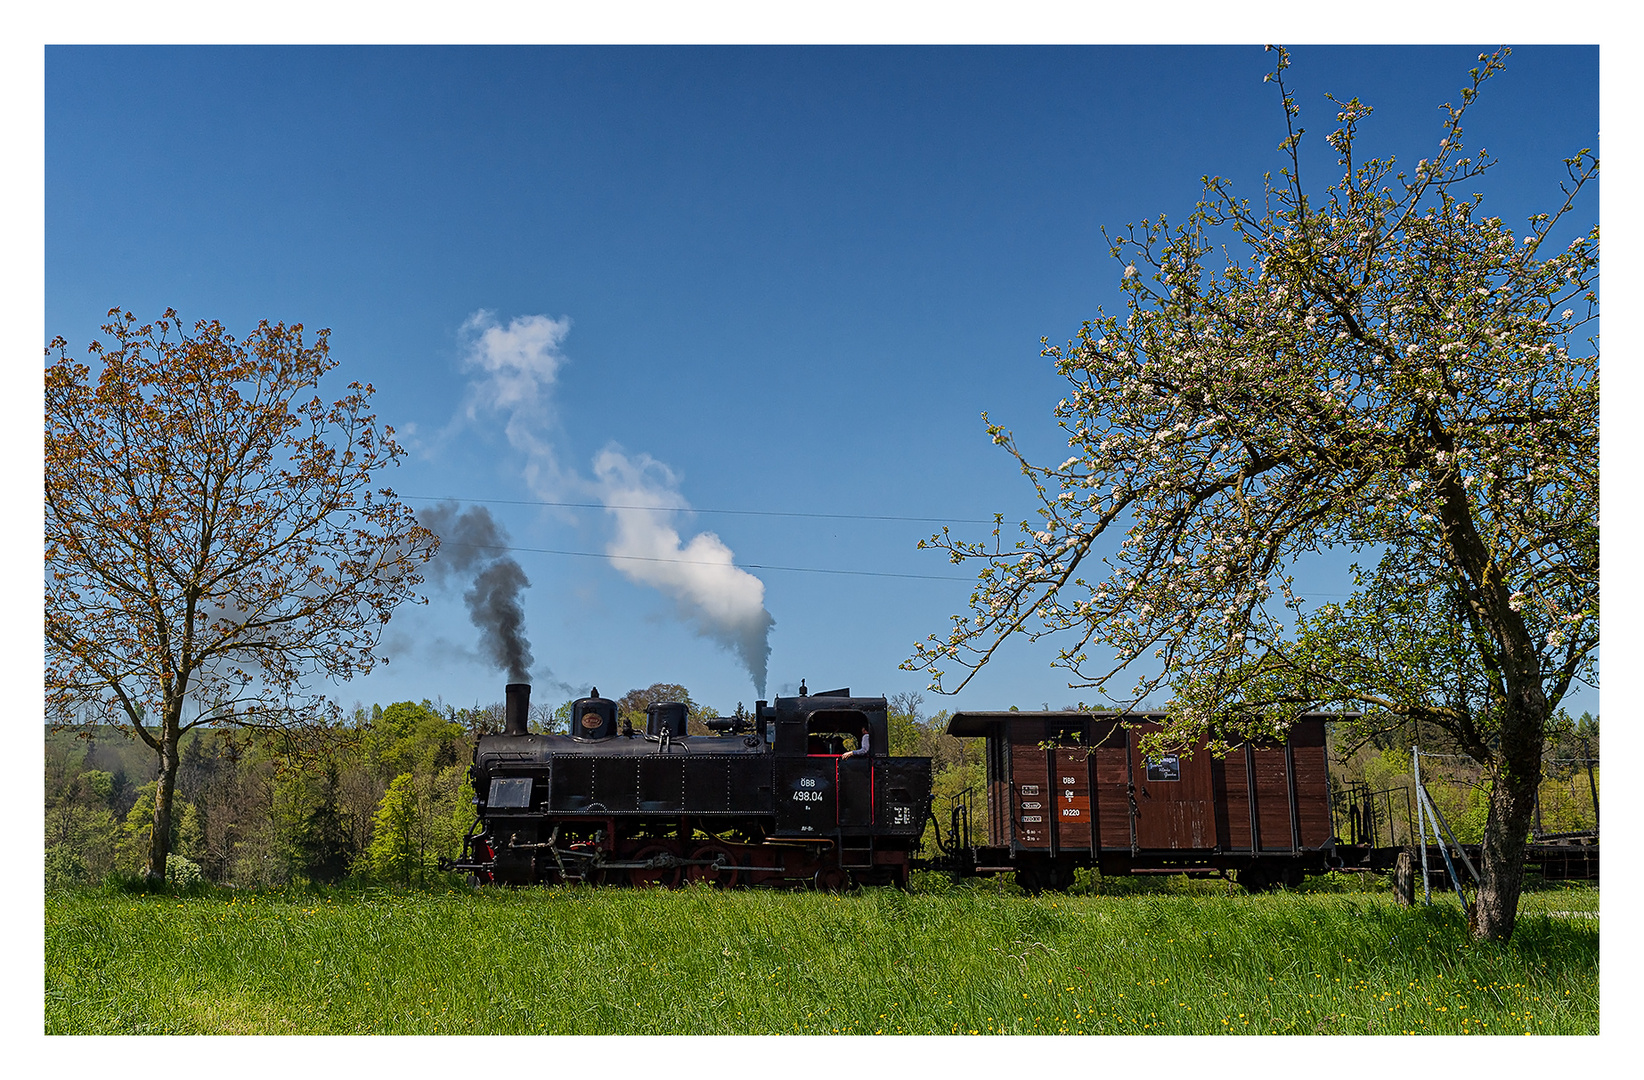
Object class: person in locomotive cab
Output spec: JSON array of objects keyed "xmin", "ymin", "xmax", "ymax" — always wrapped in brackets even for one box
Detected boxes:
[{"xmin": 841, "ymin": 727, "xmax": 870, "ymax": 758}]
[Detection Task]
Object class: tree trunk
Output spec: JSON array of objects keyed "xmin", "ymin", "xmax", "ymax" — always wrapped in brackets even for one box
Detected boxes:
[
  {"xmin": 146, "ymin": 727, "xmax": 181, "ymax": 882},
  {"xmin": 1470, "ymin": 688, "xmax": 1548, "ymax": 941}
]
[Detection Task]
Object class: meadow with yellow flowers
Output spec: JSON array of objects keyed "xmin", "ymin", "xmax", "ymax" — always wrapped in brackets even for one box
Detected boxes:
[{"xmin": 45, "ymin": 877, "xmax": 1596, "ymax": 1035}]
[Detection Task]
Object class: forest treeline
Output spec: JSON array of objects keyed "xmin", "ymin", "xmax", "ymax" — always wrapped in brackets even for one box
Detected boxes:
[{"xmin": 42, "ymin": 688, "xmax": 1598, "ymax": 891}]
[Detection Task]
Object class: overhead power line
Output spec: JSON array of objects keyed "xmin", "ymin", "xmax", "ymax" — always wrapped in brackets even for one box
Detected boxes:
[
  {"xmin": 401, "ymin": 493, "xmax": 998, "ymax": 526},
  {"xmin": 410, "ymin": 498, "xmax": 1355, "ymax": 593},
  {"xmin": 436, "ymin": 540, "xmax": 1357, "ymax": 594},
  {"xmin": 439, "ymin": 541, "xmax": 972, "ymax": 582}
]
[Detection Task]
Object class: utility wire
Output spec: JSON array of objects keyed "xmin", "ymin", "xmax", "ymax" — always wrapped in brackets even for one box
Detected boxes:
[
  {"xmin": 437, "ymin": 540, "xmax": 1358, "ymax": 593},
  {"xmin": 407, "ymin": 494, "xmax": 1358, "ymax": 591},
  {"xmin": 401, "ymin": 493, "xmax": 998, "ymax": 526},
  {"xmin": 439, "ymin": 541, "xmax": 972, "ymax": 581}
]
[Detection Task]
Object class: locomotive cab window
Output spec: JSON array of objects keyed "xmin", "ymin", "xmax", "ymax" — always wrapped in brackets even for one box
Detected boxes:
[{"xmin": 804, "ymin": 709, "xmax": 883, "ymax": 758}]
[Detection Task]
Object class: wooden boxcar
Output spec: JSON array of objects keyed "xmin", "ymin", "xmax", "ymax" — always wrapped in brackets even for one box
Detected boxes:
[{"xmin": 943, "ymin": 710, "xmax": 1346, "ymax": 892}]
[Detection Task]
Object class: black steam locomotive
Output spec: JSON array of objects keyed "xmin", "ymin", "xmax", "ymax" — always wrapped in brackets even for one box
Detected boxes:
[{"xmin": 446, "ymin": 682, "xmax": 934, "ymax": 889}]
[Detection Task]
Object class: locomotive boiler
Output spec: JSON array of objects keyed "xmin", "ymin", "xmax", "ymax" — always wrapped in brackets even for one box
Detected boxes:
[{"xmin": 447, "ymin": 682, "xmax": 933, "ymax": 889}]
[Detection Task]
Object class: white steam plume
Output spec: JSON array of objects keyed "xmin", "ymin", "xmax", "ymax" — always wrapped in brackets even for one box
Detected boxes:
[{"xmin": 593, "ymin": 448, "xmax": 775, "ymax": 697}]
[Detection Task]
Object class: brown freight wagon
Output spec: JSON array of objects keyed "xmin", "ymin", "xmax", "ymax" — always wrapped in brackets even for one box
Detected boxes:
[{"xmin": 942, "ymin": 710, "xmax": 1349, "ymax": 892}]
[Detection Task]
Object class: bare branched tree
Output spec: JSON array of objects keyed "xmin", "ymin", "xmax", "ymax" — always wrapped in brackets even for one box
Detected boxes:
[{"xmin": 46, "ymin": 309, "xmax": 439, "ymax": 880}]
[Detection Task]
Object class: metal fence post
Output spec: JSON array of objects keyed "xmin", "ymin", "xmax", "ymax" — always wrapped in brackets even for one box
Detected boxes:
[{"xmin": 1413, "ymin": 746, "xmax": 1431, "ymax": 905}]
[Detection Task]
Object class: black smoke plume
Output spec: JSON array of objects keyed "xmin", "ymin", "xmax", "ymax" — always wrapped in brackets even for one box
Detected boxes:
[{"xmin": 418, "ymin": 502, "xmax": 534, "ymax": 683}]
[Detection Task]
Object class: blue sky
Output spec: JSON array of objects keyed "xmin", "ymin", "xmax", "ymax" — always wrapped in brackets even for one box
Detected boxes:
[{"xmin": 43, "ymin": 43, "xmax": 1600, "ymax": 722}]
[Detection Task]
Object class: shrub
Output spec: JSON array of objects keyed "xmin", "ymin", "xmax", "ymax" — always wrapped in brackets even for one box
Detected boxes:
[
  {"xmin": 165, "ymin": 854, "xmax": 204, "ymax": 889},
  {"xmin": 44, "ymin": 845, "xmax": 87, "ymax": 890}
]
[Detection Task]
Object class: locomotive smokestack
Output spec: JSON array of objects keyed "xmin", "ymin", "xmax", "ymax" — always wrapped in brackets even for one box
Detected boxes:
[{"xmin": 504, "ymin": 682, "xmax": 531, "ymax": 736}]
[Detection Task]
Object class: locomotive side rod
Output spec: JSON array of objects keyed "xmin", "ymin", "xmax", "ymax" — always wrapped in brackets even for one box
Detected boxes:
[
  {"xmin": 495, "ymin": 838, "xmax": 769, "ymax": 874},
  {"xmin": 590, "ymin": 854, "xmax": 761, "ymax": 872}
]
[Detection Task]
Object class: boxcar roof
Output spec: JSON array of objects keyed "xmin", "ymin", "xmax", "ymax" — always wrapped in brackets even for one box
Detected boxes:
[
  {"xmin": 945, "ymin": 710, "xmax": 1357, "ymax": 738},
  {"xmin": 945, "ymin": 710, "xmax": 1168, "ymax": 737}
]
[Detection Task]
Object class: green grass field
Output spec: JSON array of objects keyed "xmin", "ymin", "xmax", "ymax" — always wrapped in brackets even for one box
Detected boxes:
[{"xmin": 45, "ymin": 877, "xmax": 1598, "ymax": 1035}]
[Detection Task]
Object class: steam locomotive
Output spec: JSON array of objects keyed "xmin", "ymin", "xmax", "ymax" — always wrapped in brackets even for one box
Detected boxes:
[{"xmin": 446, "ymin": 682, "xmax": 934, "ymax": 889}]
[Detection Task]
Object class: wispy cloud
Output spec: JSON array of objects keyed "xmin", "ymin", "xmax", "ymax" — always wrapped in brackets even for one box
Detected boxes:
[
  {"xmin": 460, "ymin": 310, "xmax": 576, "ymax": 499},
  {"xmin": 452, "ymin": 311, "xmax": 776, "ymax": 696}
]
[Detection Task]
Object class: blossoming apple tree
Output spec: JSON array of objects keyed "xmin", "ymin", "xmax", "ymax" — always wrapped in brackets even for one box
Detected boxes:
[{"xmin": 905, "ymin": 48, "xmax": 1596, "ymax": 941}]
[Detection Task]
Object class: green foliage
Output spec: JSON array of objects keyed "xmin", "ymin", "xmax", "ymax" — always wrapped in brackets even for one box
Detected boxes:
[
  {"xmin": 613, "ymin": 683, "xmax": 720, "ymax": 735},
  {"xmin": 1361, "ymin": 746, "xmax": 1410, "ymax": 792},
  {"xmin": 929, "ymin": 759, "xmax": 989, "ymax": 848},
  {"xmin": 355, "ymin": 766, "xmax": 470, "ymax": 887},
  {"xmin": 165, "ymin": 855, "xmax": 204, "ymax": 889},
  {"xmin": 116, "ymin": 783, "xmax": 157, "ymax": 874},
  {"xmin": 275, "ymin": 761, "xmax": 355, "ymax": 884},
  {"xmin": 176, "ymin": 803, "xmax": 204, "ymax": 861},
  {"xmin": 366, "ymin": 701, "xmax": 463, "ymax": 782},
  {"xmin": 1535, "ymin": 767, "xmax": 1599, "ymax": 835},
  {"xmin": 358, "ymin": 773, "xmax": 422, "ymax": 885},
  {"xmin": 45, "ymin": 845, "xmax": 89, "ymax": 890},
  {"xmin": 45, "ymin": 803, "xmax": 119, "ymax": 884},
  {"xmin": 46, "ymin": 696, "xmax": 483, "ymax": 890},
  {"xmin": 78, "ymin": 769, "xmax": 115, "ymax": 805},
  {"xmin": 886, "ymin": 692, "xmax": 924, "ymax": 757}
]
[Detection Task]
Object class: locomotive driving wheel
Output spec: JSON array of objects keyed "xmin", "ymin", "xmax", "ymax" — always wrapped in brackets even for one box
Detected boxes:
[
  {"xmin": 685, "ymin": 843, "xmax": 744, "ymax": 888},
  {"xmin": 628, "ymin": 844, "xmax": 683, "ymax": 888}
]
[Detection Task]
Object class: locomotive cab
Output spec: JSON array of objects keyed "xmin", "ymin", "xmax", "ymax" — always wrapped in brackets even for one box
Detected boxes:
[
  {"xmin": 769, "ymin": 687, "xmax": 886, "ymax": 759},
  {"xmin": 764, "ymin": 689, "xmax": 925, "ymax": 858}
]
